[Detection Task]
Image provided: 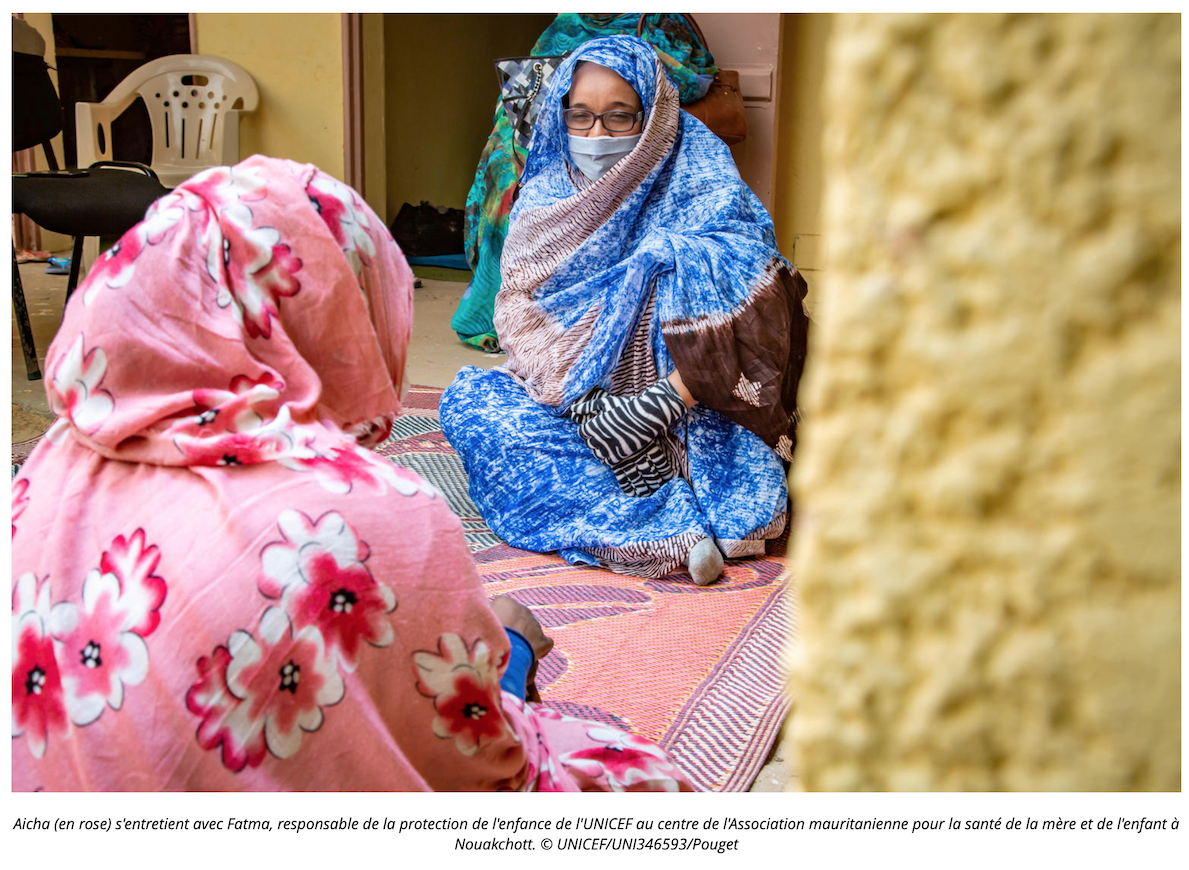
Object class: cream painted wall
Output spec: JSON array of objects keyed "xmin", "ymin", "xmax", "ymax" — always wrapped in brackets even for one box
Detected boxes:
[
  {"xmin": 194, "ymin": 13, "xmax": 344, "ymax": 181},
  {"xmin": 790, "ymin": 13, "xmax": 1180, "ymax": 790},
  {"xmin": 382, "ymin": 14, "xmax": 556, "ymax": 217}
]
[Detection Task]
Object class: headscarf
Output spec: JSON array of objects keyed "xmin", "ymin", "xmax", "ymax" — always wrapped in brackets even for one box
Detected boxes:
[
  {"xmin": 44, "ymin": 155, "xmax": 410, "ymax": 467},
  {"xmin": 495, "ymin": 36, "xmax": 809, "ymax": 458},
  {"xmin": 454, "ymin": 13, "xmax": 719, "ymax": 351},
  {"xmin": 12, "ymin": 156, "xmax": 691, "ymax": 791}
]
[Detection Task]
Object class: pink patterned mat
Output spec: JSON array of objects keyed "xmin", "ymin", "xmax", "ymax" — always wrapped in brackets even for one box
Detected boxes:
[{"xmin": 376, "ymin": 385, "xmax": 795, "ymax": 792}]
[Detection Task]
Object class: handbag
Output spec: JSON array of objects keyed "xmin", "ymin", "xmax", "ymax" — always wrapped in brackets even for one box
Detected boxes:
[
  {"xmin": 494, "ymin": 55, "xmax": 566, "ymax": 155},
  {"xmin": 682, "ymin": 69, "xmax": 748, "ymax": 146},
  {"xmin": 637, "ymin": 13, "xmax": 748, "ymax": 146}
]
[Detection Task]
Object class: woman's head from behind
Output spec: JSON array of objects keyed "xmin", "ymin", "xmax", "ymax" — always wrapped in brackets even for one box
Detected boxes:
[{"xmin": 45, "ymin": 155, "xmax": 414, "ymax": 465}]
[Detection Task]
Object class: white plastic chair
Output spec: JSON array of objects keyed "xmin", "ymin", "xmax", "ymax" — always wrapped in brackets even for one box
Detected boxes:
[{"xmin": 76, "ymin": 55, "xmax": 259, "ymax": 189}]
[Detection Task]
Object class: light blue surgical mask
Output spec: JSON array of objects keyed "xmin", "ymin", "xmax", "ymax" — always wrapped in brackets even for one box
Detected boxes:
[{"xmin": 567, "ymin": 133, "xmax": 642, "ymax": 182}]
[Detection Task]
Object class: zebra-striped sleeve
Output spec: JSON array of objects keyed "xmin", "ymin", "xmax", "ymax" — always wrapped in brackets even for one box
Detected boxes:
[{"xmin": 577, "ymin": 379, "xmax": 687, "ymax": 467}]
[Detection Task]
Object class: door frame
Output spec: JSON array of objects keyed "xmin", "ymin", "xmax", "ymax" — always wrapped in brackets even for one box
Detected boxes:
[{"xmin": 342, "ymin": 13, "xmax": 365, "ymax": 195}]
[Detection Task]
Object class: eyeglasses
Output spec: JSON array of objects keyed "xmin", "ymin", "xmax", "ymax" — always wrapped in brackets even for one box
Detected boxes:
[{"xmin": 563, "ymin": 108, "xmax": 645, "ymax": 133}]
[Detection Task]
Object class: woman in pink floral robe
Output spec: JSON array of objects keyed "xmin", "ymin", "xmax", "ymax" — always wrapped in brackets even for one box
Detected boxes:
[{"xmin": 11, "ymin": 156, "xmax": 692, "ymax": 792}]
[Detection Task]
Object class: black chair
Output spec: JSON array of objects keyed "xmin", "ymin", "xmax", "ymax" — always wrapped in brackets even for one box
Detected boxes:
[{"xmin": 12, "ymin": 48, "xmax": 168, "ymax": 380}]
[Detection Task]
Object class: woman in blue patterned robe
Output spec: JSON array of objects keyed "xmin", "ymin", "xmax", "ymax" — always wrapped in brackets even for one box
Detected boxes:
[{"xmin": 441, "ymin": 36, "xmax": 808, "ymax": 584}]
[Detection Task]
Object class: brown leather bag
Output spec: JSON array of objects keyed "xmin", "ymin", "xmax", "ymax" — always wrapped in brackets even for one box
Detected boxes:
[
  {"xmin": 637, "ymin": 13, "xmax": 748, "ymax": 146},
  {"xmin": 683, "ymin": 69, "xmax": 747, "ymax": 146}
]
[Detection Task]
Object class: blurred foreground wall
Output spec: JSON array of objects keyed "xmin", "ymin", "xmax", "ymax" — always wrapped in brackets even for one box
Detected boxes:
[{"xmin": 789, "ymin": 13, "xmax": 1180, "ymax": 790}]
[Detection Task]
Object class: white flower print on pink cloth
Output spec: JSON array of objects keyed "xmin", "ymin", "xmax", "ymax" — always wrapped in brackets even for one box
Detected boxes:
[
  {"xmin": 12, "ymin": 574, "xmax": 67, "ymax": 759},
  {"xmin": 259, "ymin": 510, "xmax": 396, "ymax": 669},
  {"xmin": 186, "ymin": 645, "xmax": 252, "ymax": 770},
  {"xmin": 172, "ymin": 404, "xmax": 314, "ymax": 466},
  {"xmin": 186, "ymin": 606, "xmax": 345, "ymax": 771},
  {"xmin": 187, "ymin": 163, "xmax": 269, "ymax": 218},
  {"xmin": 217, "ymin": 223, "xmax": 303, "ymax": 340},
  {"xmin": 81, "ymin": 191, "xmax": 186, "ymax": 305},
  {"xmin": 12, "ymin": 478, "xmax": 30, "ymax": 539},
  {"xmin": 307, "ymin": 173, "xmax": 377, "ymax": 282},
  {"xmin": 99, "ymin": 529, "xmax": 168, "ymax": 637},
  {"xmin": 414, "ymin": 634, "xmax": 512, "ymax": 756},
  {"xmin": 181, "ymin": 164, "xmax": 302, "ymax": 340},
  {"xmin": 12, "ymin": 572, "xmax": 52, "ymax": 624},
  {"xmin": 282, "ymin": 445, "xmax": 437, "ymax": 498},
  {"xmin": 13, "ymin": 612, "xmax": 69, "ymax": 759},
  {"xmin": 11, "ymin": 532, "xmax": 167, "ymax": 756},
  {"xmin": 293, "ymin": 446, "xmax": 399, "ymax": 495},
  {"xmin": 189, "ymin": 165, "xmax": 268, "ymax": 285},
  {"xmin": 44, "ymin": 530, "xmax": 167, "ymax": 727},
  {"xmin": 49, "ymin": 570, "xmax": 150, "ymax": 726},
  {"xmin": 48, "ymin": 335, "xmax": 114, "ymax": 434},
  {"xmin": 178, "ymin": 372, "xmax": 285, "ymax": 438},
  {"xmin": 560, "ymin": 727, "xmax": 685, "ymax": 792}
]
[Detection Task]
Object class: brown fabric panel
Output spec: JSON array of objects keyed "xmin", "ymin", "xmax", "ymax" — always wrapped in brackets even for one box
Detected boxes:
[{"xmin": 662, "ymin": 263, "xmax": 809, "ymax": 454}]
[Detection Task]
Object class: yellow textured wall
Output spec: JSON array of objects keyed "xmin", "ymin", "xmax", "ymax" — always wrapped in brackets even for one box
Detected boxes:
[
  {"xmin": 383, "ymin": 13, "xmax": 555, "ymax": 215},
  {"xmin": 789, "ymin": 13, "xmax": 1180, "ymax": 790},
  {"xmin": 195, "ymin": 13, "xmax": 344, "ymax": 180}
]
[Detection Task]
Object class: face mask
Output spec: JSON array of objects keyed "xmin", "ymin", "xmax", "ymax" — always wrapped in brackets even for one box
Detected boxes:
[{"xmin": 567, "ymin": 133, "xmax": 642, "ymax": 182}]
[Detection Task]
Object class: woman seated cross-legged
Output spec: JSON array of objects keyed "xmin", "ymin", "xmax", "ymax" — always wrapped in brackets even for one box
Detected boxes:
[
  {"xmin": 11, "ymin": 155, "xmax": 692, "ymax": 792},
  {"xmin": 441, "ymin": 36, "xmax": 810, "ymax": 585}
]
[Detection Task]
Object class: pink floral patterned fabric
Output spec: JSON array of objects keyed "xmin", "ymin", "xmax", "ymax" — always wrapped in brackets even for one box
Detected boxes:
[{"xmin": 11, "ymin": 156, "xmax": 692, "ymax": 793}]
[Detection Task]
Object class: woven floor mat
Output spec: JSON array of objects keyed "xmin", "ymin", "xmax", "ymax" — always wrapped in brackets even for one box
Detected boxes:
[{"xmin": 376, "ymin": 385, "xmax": 795, "ymax": 792}]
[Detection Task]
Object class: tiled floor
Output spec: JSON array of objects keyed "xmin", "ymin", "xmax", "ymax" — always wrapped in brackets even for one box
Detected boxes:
[{"xmin": 10, "ymin": 256, "xmax": 792, "ymax": 791}]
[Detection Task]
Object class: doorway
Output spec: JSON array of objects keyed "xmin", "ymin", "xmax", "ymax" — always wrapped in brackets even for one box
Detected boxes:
[
  {"xmin": 379, "ymin": 14, "xmax": 554, "ymax": 221},
  {"xmin": 370, "ymin": 13, "xmax": 782, "ymax": 223}
]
